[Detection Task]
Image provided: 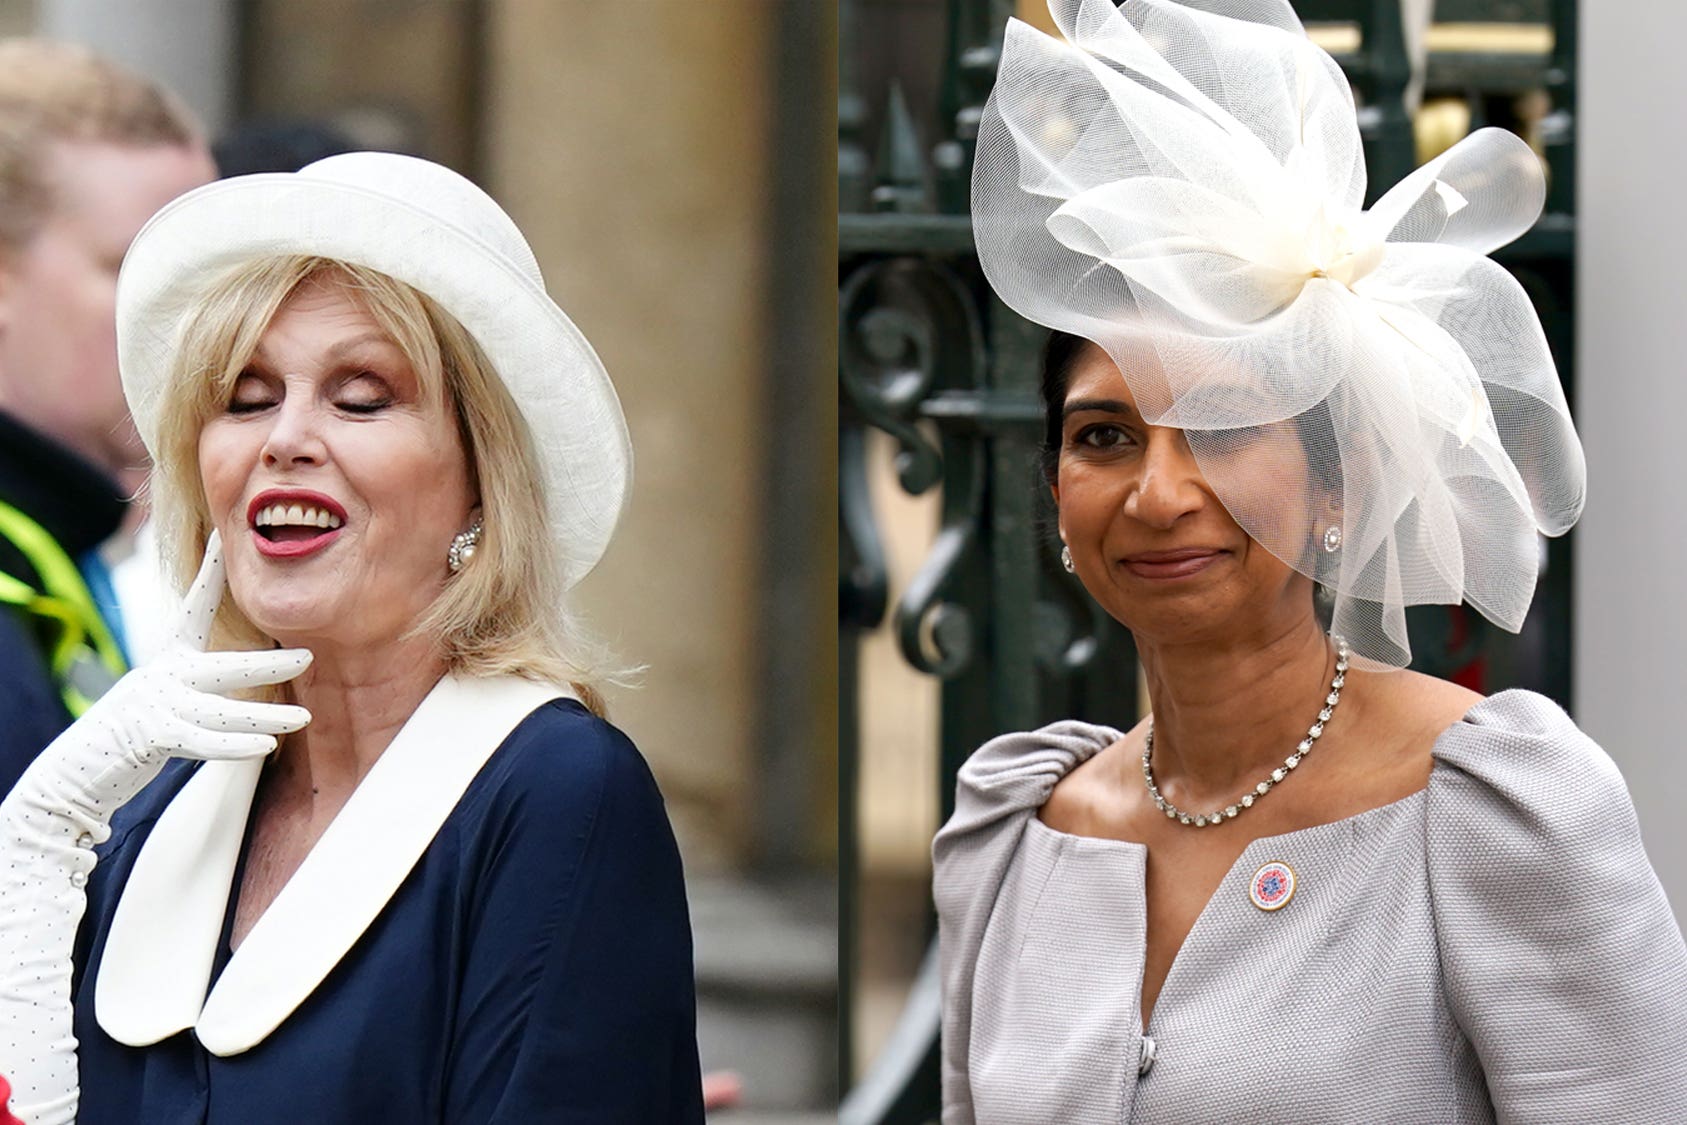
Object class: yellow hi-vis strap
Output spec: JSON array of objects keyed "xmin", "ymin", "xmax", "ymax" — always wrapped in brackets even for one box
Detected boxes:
[{"xmin": 0, "ymin": 499, "xmax": 128, "ymax": 716}]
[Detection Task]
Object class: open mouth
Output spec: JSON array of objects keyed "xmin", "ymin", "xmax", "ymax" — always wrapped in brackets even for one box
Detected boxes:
[
  {"xmin": 254, "ymin": 502, "xmax": 344, "ymax": 541},
  {"xmin": 247, "ymin": 493, "xmax": 348, "ymax": 559}
]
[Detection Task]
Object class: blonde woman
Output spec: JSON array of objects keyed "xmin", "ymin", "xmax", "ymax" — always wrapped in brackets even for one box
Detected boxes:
[{"xmin": 0, "ymin": 153, "xmax": 703, "ymax": 1123}]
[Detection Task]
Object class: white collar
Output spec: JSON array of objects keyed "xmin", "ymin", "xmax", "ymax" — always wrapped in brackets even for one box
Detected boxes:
[{"xmin": 94, "ymin": 673, "xmax": 572, "ymax": 1056}]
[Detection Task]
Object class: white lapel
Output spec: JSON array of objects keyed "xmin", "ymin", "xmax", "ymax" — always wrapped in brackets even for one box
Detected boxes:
[
  {"xmin": 95, "ymin": 673, "xmax": 572, "ymax": 1056},
  {"xmin": 91, "ymin": 754, "xmax": 262, "ymax": 1046}
]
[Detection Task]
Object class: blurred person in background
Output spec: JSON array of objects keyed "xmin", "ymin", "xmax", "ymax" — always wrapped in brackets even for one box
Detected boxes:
[{"xmin": 0, "ymin": 40, "xmax": 215, "ymax": 789}]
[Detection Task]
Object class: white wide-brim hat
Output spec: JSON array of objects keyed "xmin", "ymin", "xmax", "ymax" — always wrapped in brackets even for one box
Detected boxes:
[{"xmin": 116, "ymin": 151, "xmax": 630, "ymax": 589}]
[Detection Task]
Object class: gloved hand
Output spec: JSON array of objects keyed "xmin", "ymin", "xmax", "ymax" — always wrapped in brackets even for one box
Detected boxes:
[{"xmin": 0, "ymin": 530, "xmax": 311, "ymax": 1124}]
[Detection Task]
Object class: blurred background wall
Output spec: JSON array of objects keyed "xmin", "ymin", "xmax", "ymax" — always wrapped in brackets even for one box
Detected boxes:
[
  {"xmin": 0, "ymin": 1, "xmax": 836, "ymax": 1119},
  {"xmin": 1576, "ymin": 0, "xmax": 1687, "ymax": 936}
]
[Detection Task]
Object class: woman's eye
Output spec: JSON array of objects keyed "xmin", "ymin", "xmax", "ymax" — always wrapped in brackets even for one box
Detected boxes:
[
  {"xmin": 1074, "ymin": 423, "xmax": 1132, "ymax": 450},
  {"xmin": 225, "ymin": 379, "xmax": 275, "ymax": 414},
  {"xmin": 335, "ymin": 372, "xmax": 395, "ymax": 413}
]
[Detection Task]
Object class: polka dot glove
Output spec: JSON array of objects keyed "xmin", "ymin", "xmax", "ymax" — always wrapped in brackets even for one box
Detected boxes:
[{"xmin": 0, "ymin": 531, "xmax": 311, "ymax": 1124}]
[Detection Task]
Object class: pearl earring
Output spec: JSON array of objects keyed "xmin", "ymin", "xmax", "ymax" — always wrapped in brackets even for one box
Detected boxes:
[
  {"xmin": 448, "ymin": 518, "xmax": 484, "ymax": 572},
  {"xmin": 1060, "ymin": 544, "xmax": 1075, "ymax": 573},
  {"xmin": 1322, "ymin": 525, "xmax": 1342, "ymax": 553}
]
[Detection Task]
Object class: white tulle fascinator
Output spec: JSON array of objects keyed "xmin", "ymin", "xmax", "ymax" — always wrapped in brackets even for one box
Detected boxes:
[{"xmin": 974, "ymin": 0, "xmax": 1584, "ymax": 666}]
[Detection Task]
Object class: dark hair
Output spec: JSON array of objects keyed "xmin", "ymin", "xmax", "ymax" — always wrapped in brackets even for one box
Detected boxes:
[
  {"xmin": 1039, "ymin": 329, "xmax": 1093, "ymax": 486},
  {"xmin": 1037, "ymin": 328, "xmax": 1340, "ymax": 493}
]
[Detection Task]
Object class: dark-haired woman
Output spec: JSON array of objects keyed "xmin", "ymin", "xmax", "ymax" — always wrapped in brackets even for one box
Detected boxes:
[{"xmin": 935, "ymin": 2, "xmax": 1687, "ymax": 1121}]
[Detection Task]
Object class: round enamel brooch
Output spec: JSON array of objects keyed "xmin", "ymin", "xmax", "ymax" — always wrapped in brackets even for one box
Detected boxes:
[{"xmin": 1249, "ymin": 860, "xmax": 1297, "ymax": 912}]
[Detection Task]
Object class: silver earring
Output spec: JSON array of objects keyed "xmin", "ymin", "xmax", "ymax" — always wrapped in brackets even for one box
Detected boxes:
[
  {"xmin": 1060, "ymin": 544, "xmax": 1075, "ymax": 573},
  {"xmin": 448, "ymin": 518, "xmax": 484, "ymax": 572},
  {"xmin": 1322, "ymin": 525, "xmax": 1342, "ymax": 553}
]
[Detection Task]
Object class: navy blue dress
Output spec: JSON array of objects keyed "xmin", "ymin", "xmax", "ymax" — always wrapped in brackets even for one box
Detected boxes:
[{"xmin": 70, "ymin": 699, "xmax": 705, "ymax": 1124}]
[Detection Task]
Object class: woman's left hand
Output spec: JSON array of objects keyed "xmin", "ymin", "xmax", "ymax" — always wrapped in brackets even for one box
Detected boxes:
[{"xmin": 0, "ymin": 530, "xmax": 312, "ymax": 1125}]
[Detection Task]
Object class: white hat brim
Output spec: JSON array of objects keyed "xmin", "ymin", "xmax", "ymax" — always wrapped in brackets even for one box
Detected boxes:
[{"xmin": 117, "ymin": 165, "xmax": 630, "ymax": 588}]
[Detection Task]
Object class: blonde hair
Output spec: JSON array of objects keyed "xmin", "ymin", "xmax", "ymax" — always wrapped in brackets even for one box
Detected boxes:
[
  {"xmin": 150, "ymin": 255, "xmax": 615, "ymax": 715},
  {"xmin": 0, "ymin": 39, "xmax": 202, "ymax": 255}
]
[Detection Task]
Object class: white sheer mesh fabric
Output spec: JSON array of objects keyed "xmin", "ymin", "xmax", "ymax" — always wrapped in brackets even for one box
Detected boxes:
[{"xmin": 974, "ymin": 0, "xmax": 1584, "ymax": 666}]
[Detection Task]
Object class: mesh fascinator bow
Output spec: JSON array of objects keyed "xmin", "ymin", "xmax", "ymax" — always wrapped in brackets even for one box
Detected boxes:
[{"xmin": 974, "ymin": 0, "xmax": 1584, "ymax": 666}]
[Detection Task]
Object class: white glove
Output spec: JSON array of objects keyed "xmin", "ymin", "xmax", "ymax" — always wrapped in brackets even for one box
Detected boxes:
[{"xmin": 0, "ymin": 531, "xmax": 311, "ymax": 1124}]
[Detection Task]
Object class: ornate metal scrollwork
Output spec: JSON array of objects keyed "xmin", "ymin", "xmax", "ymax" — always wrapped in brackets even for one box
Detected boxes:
[
  {"xmin": 894, "ymin": 458, "xmax": 983, "ymax": 677},
  {"xmin": 840, "ymin": 423, "xmax": 889, "ymax": 631},
  {"xmin": 1036, "ymin": 574, "xmax": 1110, "ymax": 675},
  {"xmin": 839, "ymin": 258, "xmax": 982, "ymax": 494},
  {"xmin": 840, "ymin": 256, "xmax": 988, "ymax": 678}
]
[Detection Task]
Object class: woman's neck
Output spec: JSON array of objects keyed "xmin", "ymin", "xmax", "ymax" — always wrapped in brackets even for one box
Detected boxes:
[
  {"xmin": 1135, "ymin": 615, "xmax": 1337, "ymax": 807},
  {"xmin": 270, "ymin": 633, "xmax": 449, "ymax": 803}
]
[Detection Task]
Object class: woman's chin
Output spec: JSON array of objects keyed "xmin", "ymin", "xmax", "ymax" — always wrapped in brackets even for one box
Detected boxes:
[
  {"xmin": 237, "ymin": 605, "xmax": 339, "ymax": 651},
  {"xmin": 225, "ymin": 572, "xmax": 338, "ymax": 643},
  {"xmin": 1109, "ymin": 589, "xmax": 1271, "ymax": 648}
]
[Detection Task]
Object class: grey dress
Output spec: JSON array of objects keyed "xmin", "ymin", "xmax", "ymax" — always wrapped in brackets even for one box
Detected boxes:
[{"xmin": 934, "ymin": 690, "xmax": 1687, "ymax": 1123}]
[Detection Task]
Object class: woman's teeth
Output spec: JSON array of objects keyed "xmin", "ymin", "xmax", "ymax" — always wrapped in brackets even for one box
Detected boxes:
[{"xmin": 254, "ymin": 503, "xmax": 343, "ymax": 531}]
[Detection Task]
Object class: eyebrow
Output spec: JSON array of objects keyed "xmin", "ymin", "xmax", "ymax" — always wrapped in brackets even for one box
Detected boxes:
[
  {"xmin": 250, "ymin": 332, "xmax": 399, "ymax": 367},
  {"xmin": 1062, "ymin": 397, "xmax": 1138, "ymax": 421}
]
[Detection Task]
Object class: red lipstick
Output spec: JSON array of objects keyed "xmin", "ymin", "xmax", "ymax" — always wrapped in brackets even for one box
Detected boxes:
[{"xmin": 247, "ymin": 488, "xmax": 348, "ymax": 560}]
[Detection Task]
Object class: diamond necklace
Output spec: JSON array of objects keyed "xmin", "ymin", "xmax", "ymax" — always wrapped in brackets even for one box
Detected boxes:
[{"xmin": 1141, "ymin": 636, "xmax": 1350, "ymax": 828}]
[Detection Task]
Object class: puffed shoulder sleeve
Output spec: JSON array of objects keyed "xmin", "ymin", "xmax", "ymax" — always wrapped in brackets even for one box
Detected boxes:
[
  {"xmin": 1427, "ymin": 690, "xmax": 1687, "ymax": 1121},
  {"xmin": 931, "ymin": 721, "xmax": 1119, "ymax": 1125}
]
